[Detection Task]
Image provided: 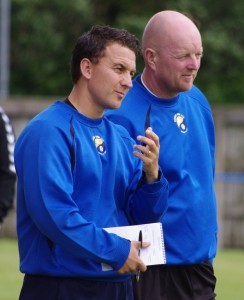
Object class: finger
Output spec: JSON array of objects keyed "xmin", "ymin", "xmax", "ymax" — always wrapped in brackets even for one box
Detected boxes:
[
  {"xmin": 145, "ymin": 130, "xmax": 160, "ymax": 147},
  {"xmin": 132, "ymin": 240, "xmax": 150, "ymax": 250},
  {"xmin": 133, "ymin": 149, "xmax": 152, "ymax": 162},
  {"xmin": 138, "ymin": 260, "xmax": 147, "ymax": 272},
  {"xmin": 137, "ymin": 135, "xmax": 159, "ymax": 152},
  {"xmin": 134, "ymin": 143, "xmax": 155, "ymax": 155},
  {"xmin": 133, "ymin": 150, "xmax": 156, "ymax": 165},
  {"xmin": 141, "ymin": 241, "xmax": 150, "ymax": 249}
]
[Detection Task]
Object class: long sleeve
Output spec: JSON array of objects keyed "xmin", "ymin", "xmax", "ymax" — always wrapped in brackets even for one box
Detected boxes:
[{"xmin": 0, "ymin": 107, "xmax": 16, "ymax": 223}]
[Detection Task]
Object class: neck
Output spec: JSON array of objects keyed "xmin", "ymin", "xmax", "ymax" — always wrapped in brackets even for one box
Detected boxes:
[
  {"xmin": 141, "ymin": 71, "xmax": 177, "ymax": 99},
  {"xmin": 141, "ymin": 74, "xmax": 158, "ymax": 97},
  {"xmin": 68, "ymin": 86, "xmax": 104, "ymax": 119}
]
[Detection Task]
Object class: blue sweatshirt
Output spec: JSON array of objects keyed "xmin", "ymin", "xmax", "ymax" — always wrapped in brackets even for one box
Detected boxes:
[
  {"xmin": 15, "ymin": 101, "xmax": 168, "ymax": 281},
  {"xmin": 107, "ymin": 75, "xmax": 218, "ymax": 265}
]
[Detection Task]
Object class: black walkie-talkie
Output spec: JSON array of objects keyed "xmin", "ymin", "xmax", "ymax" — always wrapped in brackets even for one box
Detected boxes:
[{"xmin": 142, "ymin": 104, "xmax": 152, "ymax": 146}]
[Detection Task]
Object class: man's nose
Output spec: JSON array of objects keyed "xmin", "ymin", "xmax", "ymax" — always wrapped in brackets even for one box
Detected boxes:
[
  {"xmin": 188, "ymin": 55, "xmax": 201, "ymax": 70},
  {"xmin": 121, "ymin": 73, "xmax": 133, "ymax": 88}
]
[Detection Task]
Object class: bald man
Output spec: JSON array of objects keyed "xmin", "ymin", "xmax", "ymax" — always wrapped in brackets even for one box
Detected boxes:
[{"xmin": 107, "ymin": 11, "xmax": 218, "ymax": 300}]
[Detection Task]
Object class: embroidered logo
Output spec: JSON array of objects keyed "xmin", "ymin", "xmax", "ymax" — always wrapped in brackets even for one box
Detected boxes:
[
  {"xmin": 174, "ymin": 113, "xmax": 188, "ymax": 133},
  {"xmin": 93, "ymin": 136, "xmax": 106, "ymax": 154}
]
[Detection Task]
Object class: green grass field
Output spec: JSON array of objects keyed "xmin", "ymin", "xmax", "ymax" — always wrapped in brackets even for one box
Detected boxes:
[
  {"xmin": 0, "ymin": 238, "xmax": 244, "ymax": 299},
  {"xmin": 0, "ymin": 238, "xmax": 23, "ymax": 300}
]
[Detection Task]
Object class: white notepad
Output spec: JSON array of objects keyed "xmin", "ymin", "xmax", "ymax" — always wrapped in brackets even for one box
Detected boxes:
[{"xmin": 103, "ymin": 222, "xmax": 166, "ymax": 268}]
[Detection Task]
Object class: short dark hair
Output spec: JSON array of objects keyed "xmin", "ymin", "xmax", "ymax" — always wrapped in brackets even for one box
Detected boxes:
[{"xmin": 71, "ymin": 25, "xmax": 141, "ymax": 84}]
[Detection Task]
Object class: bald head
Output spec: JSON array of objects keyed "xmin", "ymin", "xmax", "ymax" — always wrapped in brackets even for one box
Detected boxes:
[
  {"xmin": 142, "ymin": 10, "xmax": 201, "ymax": 52},
  {"xmin": 141, "ymin": 10, "xmax": 203, "ymax": 98}
]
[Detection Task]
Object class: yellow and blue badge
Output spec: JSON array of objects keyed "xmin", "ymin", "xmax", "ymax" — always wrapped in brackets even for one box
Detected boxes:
[
  {"xmin": 174, "ymin": 113, "xmax": 188, "ymax": 133},
  {"xmin": 93, "ymin": 135, "xmax": 106, "ymax": 154}
]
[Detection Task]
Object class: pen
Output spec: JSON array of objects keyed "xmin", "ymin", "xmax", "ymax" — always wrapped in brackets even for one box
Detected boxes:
[{"xmin": 136, "ymin": 230, "xmax": 143, "ymax": 282}]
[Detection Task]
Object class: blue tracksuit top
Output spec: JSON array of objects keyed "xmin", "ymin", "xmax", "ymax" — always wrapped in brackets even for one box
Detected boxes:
[
  {"xmin": 106, "ymin": 75, "xmax": 218, "ymax": 265},
  {"xmin": 14, "ymin": 101, "xmax": 168, "ymax": 281}
]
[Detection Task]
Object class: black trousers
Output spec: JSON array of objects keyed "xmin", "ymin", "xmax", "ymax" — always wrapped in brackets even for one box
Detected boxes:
[
  {"xmin": 19, "ymin": 274, "xmax": 133, "ymax": 300},
  {"xmin": 133, "ymin": 261, "xmax": 216, "ymax": 300}
]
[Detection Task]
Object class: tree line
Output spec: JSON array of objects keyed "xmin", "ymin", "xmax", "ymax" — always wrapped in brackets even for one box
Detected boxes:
[{"xmin": 10, "ymin": 0, "xmax": 244, "ymax": 104}]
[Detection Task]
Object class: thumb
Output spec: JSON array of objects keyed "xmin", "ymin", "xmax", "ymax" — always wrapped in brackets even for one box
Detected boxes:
[{"xmin": 140, "ymin": 241, "xmax": 150, "ymax": 249}]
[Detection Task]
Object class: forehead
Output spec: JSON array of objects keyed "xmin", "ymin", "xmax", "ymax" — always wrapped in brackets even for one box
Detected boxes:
[
  {"xmin": 164, "ymin": 30, "xmax": 202, "ymax": 54},
  {"xmin": 102, "ymin": 43, "xmax": 136, "ymax": 69}
]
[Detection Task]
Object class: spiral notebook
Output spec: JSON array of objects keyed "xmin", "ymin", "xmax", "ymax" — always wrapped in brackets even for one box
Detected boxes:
[{"xmin": 104, "ymin": 222, "xmax": 166, "ymax": 267}]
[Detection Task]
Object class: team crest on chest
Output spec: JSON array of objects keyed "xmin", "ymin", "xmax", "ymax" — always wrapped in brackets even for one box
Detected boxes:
[
  {"xmin": 174, "ymin": 113, "xmax": 188, "ymax": 133},
  {"xmin": 93, "ymin": 136, "xmax": 106, "ymax": 154}
]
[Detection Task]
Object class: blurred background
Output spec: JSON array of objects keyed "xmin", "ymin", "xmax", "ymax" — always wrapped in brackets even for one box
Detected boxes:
[
  {"xmin": 0, "ymin": 0, "xmax": 244, "ymax": 299},
  {"xmin": 1, "ymin": 0, "xmax": 243, "ymax": 102}
]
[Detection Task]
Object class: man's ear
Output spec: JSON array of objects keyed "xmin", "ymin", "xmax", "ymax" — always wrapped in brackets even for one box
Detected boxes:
[
  {"xmin": 80, "ymin": 58, "xmax": 93, "ymax": 79},
  {"xmin": 144, "ymin": 48, "xmax": 157, "ymax": 71}
]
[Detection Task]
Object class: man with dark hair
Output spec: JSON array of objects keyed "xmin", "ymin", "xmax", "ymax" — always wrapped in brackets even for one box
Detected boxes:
[
  {"xmin": 14, "ymin": 25, "xmax": 169, "ymax": 300},
  {"xmin": 107, "ymin": 11, "xmax": 218, "ymax": 300},
  {"xmin": 0, "ymin": 106, "xmax": 16, "ymax": 229}
]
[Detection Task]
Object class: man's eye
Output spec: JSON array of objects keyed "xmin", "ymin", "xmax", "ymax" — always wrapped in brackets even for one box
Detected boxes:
[
  {"xmin": 115, "ymin": 67, "xmax": 123, "ymax": 72},
  {"xmin": 177, "ymin": 55, "xmax": 188, "ymax": 60}
]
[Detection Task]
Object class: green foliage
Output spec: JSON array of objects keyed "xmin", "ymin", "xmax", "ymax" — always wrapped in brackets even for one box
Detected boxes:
[
  {"xmin": 9, "ymin": 0, "xmax": 244, "ymax": 103},
  {"xmin": 195, "ymin": 1, "xmax": 244, "ymax": 103},
  {"xmin": 10, "ymin": 0, "xmax": 93, "ymax": 96}
]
